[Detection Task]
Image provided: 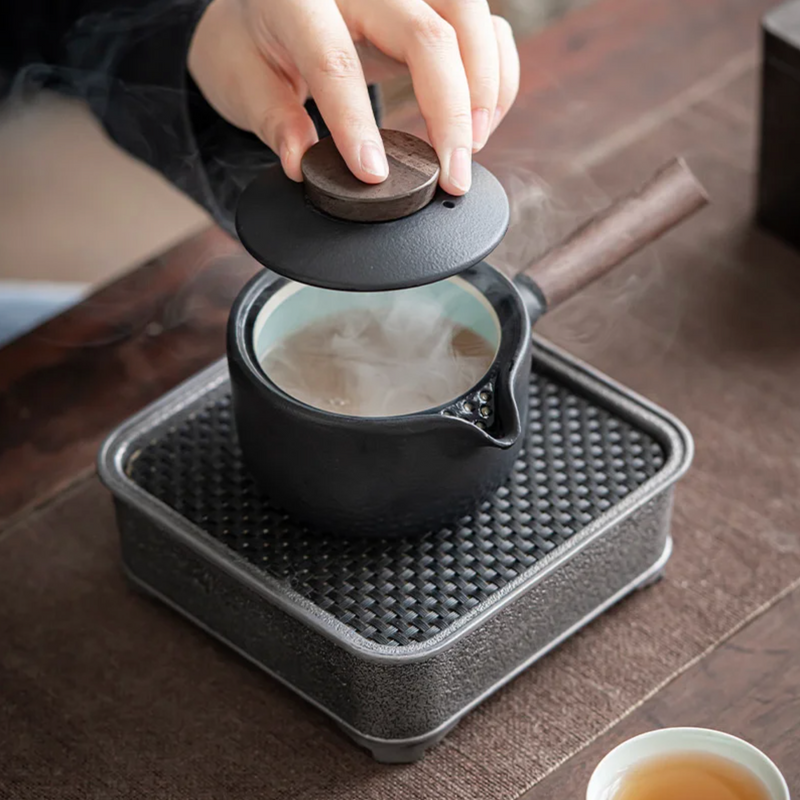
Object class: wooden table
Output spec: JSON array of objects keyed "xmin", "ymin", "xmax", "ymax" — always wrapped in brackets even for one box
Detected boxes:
[{"xmin": 1, "ymin": 0, "xmax": 798, "ymax": 795}]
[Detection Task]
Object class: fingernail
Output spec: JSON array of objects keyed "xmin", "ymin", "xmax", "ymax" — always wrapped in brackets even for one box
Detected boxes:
[
  {"xmin": 448, "ymin": 147, "xmax": 472, "ymax": 193},
  {"xmin": 472, "ymin": 108, "xmax": 491, "ymax": 151},
  {"xmin": 359, "ymin": 141, "xmax": 389, "ymax": 179},
  {"xmin": 492, "ymin": 107, "xmax": 503, "ymax": 133}
]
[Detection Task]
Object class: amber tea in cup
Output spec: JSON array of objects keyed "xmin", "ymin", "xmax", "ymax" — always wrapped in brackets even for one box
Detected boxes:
[
  {"xmin": 586, "ymin": 729, "xmax": 789, "ymax": 800},
  {"xmin": 611, "ymin": 751, "xmax": 772, "ymax": 800}
]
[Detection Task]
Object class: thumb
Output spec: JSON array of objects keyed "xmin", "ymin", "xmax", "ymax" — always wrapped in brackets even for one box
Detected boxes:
[
  {"xmin": 188, "ymin": 0, "xmax": 318, "ymax": 181},
  {"xmin": 242, "ymin": 66, "xmax": 319, "ymax": 181}
]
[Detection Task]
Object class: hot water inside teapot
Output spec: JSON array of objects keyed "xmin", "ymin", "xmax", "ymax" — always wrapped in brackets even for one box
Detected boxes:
[{"xmin": 253, "ymin": 277, "xmax": 502, "ymax": 419}]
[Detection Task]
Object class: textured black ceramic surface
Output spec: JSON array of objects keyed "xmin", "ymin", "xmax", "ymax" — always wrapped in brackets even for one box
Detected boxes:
[
  {"xmin": 127, "ymin": 362, "xmax": 665, "ymax": 647},
  {"xmin": 228, "ymin": 265, "xmax": 530, "ymax": 538},
  {"xmin": 235, "ymin": 163, "xmax": 510, "ymax": 291}
]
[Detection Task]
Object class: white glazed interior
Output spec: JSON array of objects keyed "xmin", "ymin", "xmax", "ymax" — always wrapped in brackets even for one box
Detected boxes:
[
  {"xmin": 252, "ymin": 276, "xmax": 502, "ymax": 366},
  {"xmin": 586, "ymin": 727, "xmax": 790, "ymax": 800}
]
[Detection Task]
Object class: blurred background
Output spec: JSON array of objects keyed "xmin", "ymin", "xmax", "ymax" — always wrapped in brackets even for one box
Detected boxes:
[{"xmin": 0, "ymin": 0, "xmax": 589, "ymax": 342}]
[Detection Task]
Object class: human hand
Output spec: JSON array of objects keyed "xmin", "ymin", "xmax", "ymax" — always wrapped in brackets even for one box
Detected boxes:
[{"xmin": 188, "ymin": 0, "xmax": 519, "ymax": 195}]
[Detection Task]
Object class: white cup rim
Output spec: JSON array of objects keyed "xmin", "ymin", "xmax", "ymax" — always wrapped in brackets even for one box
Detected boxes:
[{"xmin": 586, "ymin": 727, "xmax": 790, "ymax": 800}]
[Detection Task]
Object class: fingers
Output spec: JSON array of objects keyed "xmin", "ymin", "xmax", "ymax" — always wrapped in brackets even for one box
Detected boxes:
[
  {"xmin": 241, "ymin": 63, "xmax": 320, "ymax": 181},
  {"xmin": 189, "ymin": 0, "xmax": 319, "ymax": 180},
  {"xmin": 193, "ymin": 0, "xmax": 519, "ymax": 191},
  {"xmin": 491, "ymin": 15, "xmax": 519, "ymax": 134},
  {"xmin": 427, "ymin": 0, "xmax": 499, "ymax": 152},
  {"xmin": 346, "ymin": 0, "xmax": 473, "ymax": 194},
  {"xmin": 274, "ymin": 0, "xmax": 389, "ymax": 183}
]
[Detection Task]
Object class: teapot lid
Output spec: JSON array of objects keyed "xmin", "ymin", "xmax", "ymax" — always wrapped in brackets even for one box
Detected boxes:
[{"xmin": 235, "ymin": 130, "xmax": 509, "ymax": 292}]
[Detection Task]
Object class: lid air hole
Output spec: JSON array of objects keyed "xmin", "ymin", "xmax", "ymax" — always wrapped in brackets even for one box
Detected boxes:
[{"xmin": 443, "ymin": 200, "xmax": 456, "ymax": 209}]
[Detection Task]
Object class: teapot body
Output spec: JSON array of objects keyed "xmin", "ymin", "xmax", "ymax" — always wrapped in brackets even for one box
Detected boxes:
[{"xmin": 227, "ymin": 263, "xmax": 531, "ymax": 537}]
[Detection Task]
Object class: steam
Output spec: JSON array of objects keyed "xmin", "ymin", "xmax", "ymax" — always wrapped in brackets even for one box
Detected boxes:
[
  {"xmin": 488, "ymin": 151, "xmax": 685, "ymax": 363},
  {"xmin": 261, "ymin": 292, "xmax": 495, "ymax": 417},
  {"xmin": 0, "ymin": 1, "xmax": 270, "ymax": 352},
  {"xmin": 4, "ymin": 0, "xmax": 271, "ymax": 236}
]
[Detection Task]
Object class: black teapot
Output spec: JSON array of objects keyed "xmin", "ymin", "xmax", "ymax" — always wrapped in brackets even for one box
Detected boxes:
[{"xmin": 228, "ymin": 131, "xmax": 707, "ymax": 537}]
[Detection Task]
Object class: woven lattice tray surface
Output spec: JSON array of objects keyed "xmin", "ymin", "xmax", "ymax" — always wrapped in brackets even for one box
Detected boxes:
[{"xmin": 127, "ymin": 367, "xmax": 665, "ymax": 647}]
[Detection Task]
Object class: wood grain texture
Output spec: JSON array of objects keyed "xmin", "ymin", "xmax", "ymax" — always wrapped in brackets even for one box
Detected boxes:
[
  {"xmin": 301, "ymin": 130, "xmax": 439, "ymax": 222},
  {"xmin": 0, "ymin": 228, "xmax": 257, "ymax": 525}
]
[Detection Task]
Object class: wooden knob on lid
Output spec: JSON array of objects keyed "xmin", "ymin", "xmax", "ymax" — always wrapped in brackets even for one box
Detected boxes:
[{"xmin": 301, "ymin": 130, "xmax": 440, "ymax": 222}]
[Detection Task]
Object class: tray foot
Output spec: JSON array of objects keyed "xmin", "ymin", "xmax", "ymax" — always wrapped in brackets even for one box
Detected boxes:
[{"xmin": 341, "ymin": 720, "xmax": 459, "ymax": 764}]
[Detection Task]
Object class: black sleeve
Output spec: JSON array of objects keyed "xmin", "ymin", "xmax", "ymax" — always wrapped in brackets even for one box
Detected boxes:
[{"xmin": 1, "ymin": 0, "xmax": 381, "ymax": 237}]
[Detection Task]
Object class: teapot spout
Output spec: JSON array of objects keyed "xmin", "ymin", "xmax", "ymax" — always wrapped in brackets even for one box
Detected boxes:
[
  {"xmin": 439, "ymin": 364, "xmax": 527, "ymax": 450},
  {"xmin": 480, "ymin": 411, "xmax": 523, "ymax": 449},
  {"xmin": 484, "ymin": 382, "xmax": 525, "ymax": 449}
]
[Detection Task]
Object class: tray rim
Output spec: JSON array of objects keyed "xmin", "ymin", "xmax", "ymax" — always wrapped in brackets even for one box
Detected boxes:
[
  {"xmin": 97, "ymin": 334, "xmax": 693, "ymax": 664},
  {"xmin": 122, "ymin": 536, "xmax": 672, "ymax": 761}
]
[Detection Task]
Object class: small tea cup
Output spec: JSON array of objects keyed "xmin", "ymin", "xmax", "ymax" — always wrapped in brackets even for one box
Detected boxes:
[{"xmin": 586, "ymin": 727, "xmax": 790, "ymax": 800}]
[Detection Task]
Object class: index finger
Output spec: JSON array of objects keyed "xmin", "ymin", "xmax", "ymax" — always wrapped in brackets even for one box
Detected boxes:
[
  {"xmin": 279, "ymin": 0, "xmax": 389, "ymax": 183},
  {"xmin": 348, "ymin": 0, "xmax": 474, "ymax": 194},
  {"xmin": 427, "ymin": 0, "xmax": 500, "ymax": 152}
]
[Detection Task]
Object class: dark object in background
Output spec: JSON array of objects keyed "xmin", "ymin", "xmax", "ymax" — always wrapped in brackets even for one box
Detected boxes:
[{"xmin": 758, "ymin": 0, "xmax": 800, "ymax": 249}]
